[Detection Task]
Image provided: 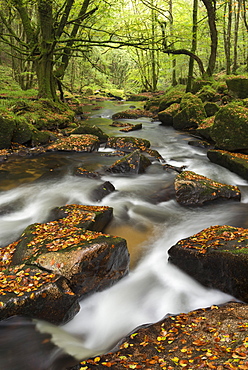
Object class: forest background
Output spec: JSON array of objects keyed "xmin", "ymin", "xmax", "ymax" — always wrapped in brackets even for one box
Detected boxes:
[{"xmin": 0, "ymin": 0, "xmax": 247, "ymax": 101}]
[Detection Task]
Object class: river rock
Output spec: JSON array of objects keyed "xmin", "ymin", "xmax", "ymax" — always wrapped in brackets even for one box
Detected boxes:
[
  {"xmin": 69, "ymin": 124, "xmax": 108, "ymax": 143},
  {"xmin": 110, "ymin": 121, "xmax": 142, "ymax": 132},
  {"xmin": 158, "ymin": 103, "xmax": 180, "ymax": 126},
  {"xmin": 71, "ymin": 302, "xmax": 248, "ymax": 369},
  {"xmin": 73, "ymin": 167, "xmax": 101, "ymax": 179},
  {"xmin": 168, "ymin": 225, "xmax": 248, "ymax": 302},
  {"xmin": 210, "ymin": 103, "xmax": 248, "ymax": 151},
  {"xmin": 158, "ymin": 85, "xmax": 185, "ymax": 111},
  {"xmin": 207, "ymin": 149, "xmax": 248, "ymax": 181},
  {"xmin": 0, "ymin": 204, "xmax": 129, "ymax": 323},
  {"xmin": 195, "ymin": 116, "xmax": 214, "ymax": 140},
  {"xmin": 173, "ymin": 93, "xmax": 207, "ymax": 131},
  {"xmin": 106, "ymin": 150, "xmax": 151, "ymax": 174},
  {"xmin": 174, "ymin": 170, "xmax": 241, "ymax": 206},
  {"xmin": 226, "ymin": 76, "xmax": 248, "ymax": 98},
  {"xmin": 46, "ymin": 134, "xmax": 100, "ymax": 152},
  {"xmin": 112, "ymin": 109, "xmax": 154, "ymax": 120},
  {"xmin": 0, "ymin": 264, "xmax": 79, "ymax": 325},
  {"xmin": 106, "ymin": 136, "xmax": 150, "ymax": 152},
  {"xmin": 0, "ymin": 114, "xmax": 16, "ymax": 149},
  {"xmin": 90, "ymin": 181, "xmax": 116, "ymax": 201}
]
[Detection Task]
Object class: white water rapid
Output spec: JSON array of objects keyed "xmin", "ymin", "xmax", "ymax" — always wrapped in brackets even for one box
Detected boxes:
[{"xmin": 0, "ymin": 100, "xmax": 247, "ymax": 365}]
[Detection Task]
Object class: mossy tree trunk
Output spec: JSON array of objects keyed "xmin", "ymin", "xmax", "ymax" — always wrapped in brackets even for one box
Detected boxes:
[{"xmin": 186, "ymin": 0, "xmax": 198, "ymax": 92}]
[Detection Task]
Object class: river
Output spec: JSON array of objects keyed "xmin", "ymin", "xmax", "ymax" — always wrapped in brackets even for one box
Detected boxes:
[{"xmin": 0, "ymin": 100, "xmax": 247, "ymax": 366}]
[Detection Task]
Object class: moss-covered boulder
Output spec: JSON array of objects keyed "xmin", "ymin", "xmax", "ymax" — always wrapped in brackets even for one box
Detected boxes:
[
  {"xmin": 196, "ymin": 116, "xmax": 215, "ymax": 140},
  {"xmin": 31, "ymin": 129, "xmax": 54, "ymax": 146},
  {"xmin": 0, "ymin": 114, "xmax": 16, "ymax": 149},
  {"xmin": 174, "ymin": 170, "xmax": 241, "ymax": 206},
  {"xmin": 210, "ymin": 104, "xmax": 248, "ymax": 151},
  {"xmin": 11, "ymin": 117, "xmax": 32, "ymax": 144},
  {"xmin": 168, "ymin": 225, "xmax": 248, "ymax": 302},
  {"xmin": 106, "ymin": 149, "xmax": 151, "ymax": 174},
  {"xmin": 173, "ymin": 93, "xmax": 207, "ymax": 131},
  {"xmin": 46, "ymin": 134, "xmax": 100, "ymax": 152},
  {"xmin": 158, "ymin": 85, "xmax": 185, "ymax": 111},
  {"xmin": 106, "ymin": 136, "xmax": 150, "ymax": 152},
  {"xmin": 207, "ymin": 150, "xmax": 248, "ymax": 181},
  {"xmin": 204, "ymin": 102, "xmax": 220, "ymax": 117},
  {"xmin": 191, "ymin": 79, "xmax": 212, "ymax": 94},
  {"xmin": 226, "ymin": 76, "xmax": 248, "ymax": 98},
  {"xmin": 73, "ymin": 302, "xmax": 248, "ymax": 370},
  {"xmin": 73, "ymin": 167, "xmax": 101, "ymax": 179},
  {"xmin": 69, "ymin": 124, "xmax": 108, "ymax": 143},
  {"xmin": 112, "ymin": 109, "xmax": 154, "ymax": 120},
  {"xmin": 158, "ymin": 103, "xmax": 180, "ymax": 126}
]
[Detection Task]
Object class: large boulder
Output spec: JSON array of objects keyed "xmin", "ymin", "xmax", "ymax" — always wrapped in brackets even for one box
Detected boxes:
[
  {"xmin": 72, "ymin": 302, "xmax": 248, "ymax": 369},
  {"xmin": 46, "ymin": 134, "xmax": 100, "ymax": 152},
  {"xmin": 226, "ymin": 76, "xmax": 248, "ymax": 98},
  {"xmin": 0, "ymin": 114, "xmax": 16, "ymax": 149},
  {"xmin": 210, "ymin": 103, "xmax": 248, "ymax": 151},
  {"xmin": 158, "ymin": 85, "xmax": 185, "ymax": 111},
  {"xmin": 112, "ymin": 109, "xmax": 154, "ymax": 120},
  {"xmin": 174, "ymin": 170, "xmax": 240, "ymax": 206},
  {"xmin": 0, "ymin": 204, "xmax": 129, "ymax": 323},
  {"xmin": 106, "ymin": 136, "xmax": 150, "ymax": 152},
  {"xmin": 195, "ymin": 116, "xmax": 215, "ymax": 140},
  {"xmin": 106, "ymin": 149, "xmax": 151, "ymax": 174},
  {"xmin": 158, "ymin": 103, "xmax": 180, "ymax": 126},
  {"xmin": 207, "ymin": 150, "xmax": 248, "ymax": 181},
  {"xmin": 173, "ymin": 93, "xmax": 207, "ymax": 131},
  {"xmin": 168, "ymin": 225, "xmax": 248, "ymax": 302},
  {"xmin": 69, "ymin": 124, "xmax": 108, "ymax": 143},
  {"xmin": 12, "ymin": 118, "xmax": 32, "ymax": 144}
]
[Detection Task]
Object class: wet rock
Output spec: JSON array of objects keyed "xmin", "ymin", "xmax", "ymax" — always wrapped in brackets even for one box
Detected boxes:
[
  {"xmin": 112, "ymin": 109, "xmax": 154, "ymax": 120},
  {"xmin": 69, "ymin": 124, "xmax": 108, "ymax": 143},
  {"xmin": 46, "ymin": 134, "xmax": 100, "ymax": 152},
  {"xmin": 73, "ymin": 167, "xmax": 101, "ymax": 179},
  {"xmin": 210, "ymin": 103, "xmax": 248, "ymax": 151},
  {"xmin": 0, "ymin": 265, "xmax": 79, "ymax": 325},
  {"xmin": 158, "ymin": 103, "xmax": 180, "ymax": 126},
  {"xmin": 207, "ymin": 149, "xmax": 248, "ymax": 181},
  {"xmin": 90, "ymin": 181, "xmax": 116, "ymax": 202},
  {"xmin": 188, "ymin": 139, "xmax": 213, "ymax": 149},
  {"xmin": 168, "ymin": 225, "xmax": 248, "ymax": 302},
  {"xmin": 106, "ymin": 150, "xmax": 151, "ymax": 174},
  {"xmin": 110, "ymin": 121, "xmax": 142, "ymax": 132},
  {"xmin": 174, "ymin": 170, "xmax": 241, "ymax": 206},
  {"xmin": 106, "ymin": 136, "xmax": 150, "ymax": 152},
  {"xmin": 71, "ymin": 302, "xmax": 248, "ymax": 369},
  {"xmin": 0, "ymin": 205, "xmax": 129, "ymax": 323}
]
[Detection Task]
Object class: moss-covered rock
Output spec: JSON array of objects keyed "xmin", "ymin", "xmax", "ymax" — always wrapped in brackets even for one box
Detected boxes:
[
  {"xmin": 158, "ymin": 85, "xmax": 185, "ymax": 111},
  {"xmin": 158, "ymin": 103, "xmax": 180, "ymax": 126},
  {"xmin": 210, "ymin": 103, "xmax": 248, "ymax": 151},
  {"xmin": 168, "ymin": 225, "xmax": 248, "ymax": 302},
  {"xmin": 12, "ymin": 117, "xmax": 32, "ymax": 144},
  {"xmin": 46, "ymin": 134, "xmax": 100, "ymax": 152},
  {"xmin": 191, "ymin": 79, "xmax": 212, "ymax": 94},
  {"xmin": 173, "ymin": 93, "xmax": 207, "ymax": 131},
  {"xmin": 106, "ymin": 136, "xmax": 150, "ymax": 152},
  {"xmin": 196, "ymin": 116, "xmax": 215, "ymax": 140},
  {"xmin": 196, "ymin": 85, "xmax": 218, "ymax": 102},
  {"xmin": 112, "ymin": 109, "xmax": 154, "ymax": 120},
  {"xmin": 69, "ymin": 124, "xmax": 108, "ymax": 143},
  {"xmin": 31, "ymin": 129, "xmax": 54, "ymax": 146},
  {"xmin": 106, "ymin": 149, "xmax": 151, "ymax": 174},
  {"xmin": 174, "ymin": 170, "xmax": 241, "ymax": 206},
  {"xmin": 204, "ymin": 102, "xmax": 220, "ymax": 117},
  {"xmin": 207, "ymin": 150, "xmax": 248, "ymax": 181},
  {"xmin": 0, "ymin": 114, "xmax": 16, "ymax": 149},
  {"xmin": 226, "ymin": 76, "xmax": 248, "ymax": 98}
]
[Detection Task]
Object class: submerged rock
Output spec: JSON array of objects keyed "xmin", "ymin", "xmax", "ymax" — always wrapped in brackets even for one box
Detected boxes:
[
  {"xmin": 174, "ymin": 170, "xmax": 241, "ymax": 206},
  {"xmin": 0, "ymin": 204, "xmax": 129, "ymax": 324},
  {"xmin": 106, "ymin": 150, "xmax": 151, "ymax": 175},
  {"xmin": 207, "ymin": 150, "xmax": 248, "ymax": 181},
  {"xmin": 168, "ymin": 225, "xmax": 248, "ymax": 302}
]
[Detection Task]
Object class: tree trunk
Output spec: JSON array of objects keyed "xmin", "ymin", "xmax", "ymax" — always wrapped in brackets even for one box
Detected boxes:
[
  {"xmin": 36, "ymin": 55, "xmax": 57, "ymax": 100},
  {"xmin": 232, "ymin": 0, "xmax": 241, "ymax": 73},
  {"xmin": 223, "ymin": 0, "xmax": 232, "ymax": 75},
  {"xmin": 186, "ymin": 0, "xmax": 198, "ymax": 92},
  {"xmin": 201, "ymin": 0, "xmax": 218, "ymax": 76}
]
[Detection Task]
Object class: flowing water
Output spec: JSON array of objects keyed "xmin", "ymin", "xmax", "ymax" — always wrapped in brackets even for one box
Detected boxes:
[{"xmin": 0, "ymin": 100, "xmax": 248, "ymax": 363}]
